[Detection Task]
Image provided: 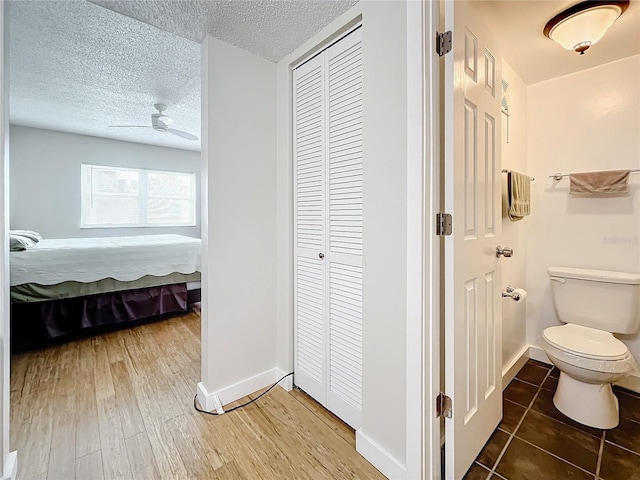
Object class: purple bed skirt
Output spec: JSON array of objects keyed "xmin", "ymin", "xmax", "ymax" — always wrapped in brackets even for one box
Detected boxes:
[{"xmin": 11, "ymin": 283, "xmax": 188, "ymax": 352}]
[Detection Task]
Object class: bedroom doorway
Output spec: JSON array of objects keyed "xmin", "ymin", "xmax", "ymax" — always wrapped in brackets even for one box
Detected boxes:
[{"xmin": 5, "ymin": 1, "xmax": 204, "ymax": 477}]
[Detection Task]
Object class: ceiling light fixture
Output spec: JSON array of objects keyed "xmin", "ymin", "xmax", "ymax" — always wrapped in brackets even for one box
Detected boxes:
[{"xmin": 543, "ymin": 0, "xmax": 629, "ymax": 55}]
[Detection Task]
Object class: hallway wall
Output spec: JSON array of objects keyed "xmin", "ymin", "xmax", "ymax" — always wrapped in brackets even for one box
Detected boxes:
[{"xmin": 200, "ymin": 35, "xmax": 278, "ymax": 403}]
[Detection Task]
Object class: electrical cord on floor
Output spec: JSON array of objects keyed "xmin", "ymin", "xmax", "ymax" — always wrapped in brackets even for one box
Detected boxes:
[{"xmin": 194, "ymin": 372, "xmax": 294, "ymax": 416}]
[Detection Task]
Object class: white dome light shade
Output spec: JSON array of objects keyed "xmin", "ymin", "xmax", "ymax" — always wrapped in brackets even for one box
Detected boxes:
[{"xmin": 544, "ymin": 1, "xmax": 629, "ymax": 54}]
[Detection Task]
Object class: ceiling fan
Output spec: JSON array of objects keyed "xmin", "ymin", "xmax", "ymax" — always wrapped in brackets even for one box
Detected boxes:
[{"xmin": 109, "ymin": 103, "xmax": 199, "ymax": 141}]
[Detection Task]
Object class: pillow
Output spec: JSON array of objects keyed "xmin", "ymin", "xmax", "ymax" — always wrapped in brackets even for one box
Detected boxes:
[
  {"xmin": 10, "ymin": 229, "xmax": 43, "ymax": 243},
  {"xmin": 10, "ymin": 234, "xmax": 37, "ymax": 252}
]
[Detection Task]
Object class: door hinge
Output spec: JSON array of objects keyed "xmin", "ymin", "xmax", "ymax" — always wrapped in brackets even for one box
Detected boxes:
[
  {"xmin": 436, "ymin": 31, "xmax": 452, "ymax": 56},
  {"xmin": 436, "ymin": 392, "xmax": 452, "ymax": 419},
  {"xmin": 436, "ymin": 213, "xmax": 452, "ymax": 236}
]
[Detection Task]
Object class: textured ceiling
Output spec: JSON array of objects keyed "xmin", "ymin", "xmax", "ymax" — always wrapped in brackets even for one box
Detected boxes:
[
  {"xmin": 15, "ymin": 0, "xmax": 632, "ymax": 153},
  {"xmin": 88, "ymin": 0, "xmax": 359, "ymax": 62},
  {"xmin": 8, "ymin": 0, "xmax": 357, "ymax": 152},
  {"xmin": 469, "ymin": 0, "xmax": 640, "ymax": 85},
  {"xmin": 9, "ymin": 0, "xmax": 201, "ymax": 151}
]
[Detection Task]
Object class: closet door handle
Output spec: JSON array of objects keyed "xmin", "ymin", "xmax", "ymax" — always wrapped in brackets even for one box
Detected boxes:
[{"xmin": 319, "ymin": 253, "xmax": 325, "ymax": 259}]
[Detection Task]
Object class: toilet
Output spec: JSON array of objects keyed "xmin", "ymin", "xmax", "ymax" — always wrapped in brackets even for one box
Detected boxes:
[{"xmin": 542, "ymin": 266, "xmax": 640, "ymax": 429}]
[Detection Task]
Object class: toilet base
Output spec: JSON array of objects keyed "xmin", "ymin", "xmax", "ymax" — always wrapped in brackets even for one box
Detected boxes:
[{"xmin": 553, "ymin": 372, "xmax": 619, "ymax": 429}]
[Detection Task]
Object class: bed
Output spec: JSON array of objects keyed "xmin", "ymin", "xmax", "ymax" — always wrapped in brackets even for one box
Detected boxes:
[{"xmin": 10, "ymin": 234, "xmax": 201, "ymax": 351}]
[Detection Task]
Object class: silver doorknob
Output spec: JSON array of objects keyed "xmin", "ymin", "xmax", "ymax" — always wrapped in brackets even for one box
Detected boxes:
[
  {"xmin": 496, "ymin": 246, "xmax": 514, "ymax": 258},
  {"xmin": 319, "ymin": 253, "xmax": 325, "ymax": 259}
]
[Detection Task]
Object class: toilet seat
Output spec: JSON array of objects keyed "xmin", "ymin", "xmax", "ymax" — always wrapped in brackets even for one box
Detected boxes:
[{"xmin": 543, "ymin": 324, "xmax": 629, "ymax": 360}]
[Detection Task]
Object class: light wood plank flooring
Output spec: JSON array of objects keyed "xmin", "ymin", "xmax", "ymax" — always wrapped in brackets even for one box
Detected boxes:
[{"xmin": 11, "ymin": 306, "xmax": 384, "ymax": 480}]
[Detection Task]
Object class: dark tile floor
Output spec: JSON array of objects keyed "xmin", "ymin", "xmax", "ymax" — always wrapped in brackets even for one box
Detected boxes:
[{"xmin": 464, "ymin": 359, "xmax": 640, "ymax": 480}]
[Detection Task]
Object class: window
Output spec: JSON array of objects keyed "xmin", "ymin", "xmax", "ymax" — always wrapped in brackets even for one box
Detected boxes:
[{"xmin": 81, "ymin": 164, "xmax": 196, "ymax": 228}]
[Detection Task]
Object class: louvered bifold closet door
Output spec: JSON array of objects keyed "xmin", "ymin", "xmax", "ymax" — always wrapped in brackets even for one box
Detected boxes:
[
  {"xmin": 293, "ymin": 27, "xmax": 362, "ymax": 430},
  {"xmin": 293, "ymin": 52, "xmax": 327, "ymax": 404},
  {"xmin": 325, "ymin": 28, "xmax": 363, "ymax": 430}
]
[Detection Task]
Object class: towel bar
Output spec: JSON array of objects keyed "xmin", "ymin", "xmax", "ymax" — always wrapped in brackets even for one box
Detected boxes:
[
  {"xmin": 549, "ymin": 169, "xmax": 640, "ymax": 181},
  {"xmin": 501, "ymin": 169, "xmax": 534, "ymax": 181}
]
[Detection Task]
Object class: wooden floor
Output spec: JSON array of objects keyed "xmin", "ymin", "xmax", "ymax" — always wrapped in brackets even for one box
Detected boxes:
[{"xmin": 11, "ymin": 306, "xmax": 384, "ymax": 480}]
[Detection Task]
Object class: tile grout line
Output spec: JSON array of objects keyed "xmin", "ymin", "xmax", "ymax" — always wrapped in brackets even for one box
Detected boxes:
[
  {"xmin": 594, "ymin": 431, "xmax": 605, "ymax": 480},
  {"xmin": 602, "ymin": 438, "xmax": 640, "ymax": 457},
  {"xmin": 513, "ymin": 432, "xmax": 600, "ymax": 477},
  {"xmin": 516, "ymin": 368, "xmax": 604, "ymax": 477},
  {"xmin": 519, "ymin": 390, "xmax": 603, "ymax": 441},
  {"xmin": 487, "ymin": 366, "xmax": 554, "ymax": 478},
  {"xmin": 505, "ymin": 366, "xmax": 610, "ymax": 478}
]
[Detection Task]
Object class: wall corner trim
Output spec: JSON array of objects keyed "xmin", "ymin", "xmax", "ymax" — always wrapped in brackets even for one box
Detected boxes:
[
  {"xmin": 2, "ymin": 451, "xmax": 17, "ymax": 480},
  {"xmin": 356, "ymin": 429, "xmax": 407, "ymax": 480},
  {"xmin": 197, "ymin": 367, "xmax": 289, "ymax": 413}
]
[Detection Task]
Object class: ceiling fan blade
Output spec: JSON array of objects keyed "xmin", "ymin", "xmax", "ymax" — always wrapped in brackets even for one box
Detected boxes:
[
  {"xmin": 168, "ymin": 128, "xmax": 199, "ymax": 141},
  {"xmin": 108, "ymin": 125, "xmax": 151, "ymax": 128}
]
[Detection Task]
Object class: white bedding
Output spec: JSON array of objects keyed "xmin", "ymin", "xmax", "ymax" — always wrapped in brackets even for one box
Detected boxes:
[{"xmin": 10, "ymin": 234, "xmax": 201, "ymax": 286}]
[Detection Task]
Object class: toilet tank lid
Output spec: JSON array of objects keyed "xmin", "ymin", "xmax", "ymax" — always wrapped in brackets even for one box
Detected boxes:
[{"xmin": 547, "ymin": 267, "xmax": 640, "ymax": 285}]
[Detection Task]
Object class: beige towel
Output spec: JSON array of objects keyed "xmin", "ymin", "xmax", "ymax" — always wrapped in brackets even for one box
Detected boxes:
[
  {"xmin": 508, "ymin": 171, "xmax": 531, "ymax": 222},
  {"xmin": 569, "ymin": 170, "xmax": 630, "ymax": 198}
]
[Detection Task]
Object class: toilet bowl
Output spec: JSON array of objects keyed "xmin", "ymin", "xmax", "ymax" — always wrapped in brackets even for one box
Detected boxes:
[
  {"xmin": 542, "ymin": 323, "xmax": 632, "ymax": 429},
  {"xmin": 542, "ymin": 267, "xmax": 640, "ymax": 430}
]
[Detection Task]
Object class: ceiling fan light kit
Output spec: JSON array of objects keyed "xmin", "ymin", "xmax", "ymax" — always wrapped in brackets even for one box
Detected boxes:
[
  {"xmin": 543, "ymin": 0, "xmax": 629, "ymax": 55},
  {"xmin": 109, "ymin": 103, "xmax": 198, "ymax": 140}
]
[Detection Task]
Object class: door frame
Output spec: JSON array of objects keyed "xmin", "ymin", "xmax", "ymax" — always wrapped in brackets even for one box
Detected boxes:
[
  {"xmin": 1, "ymin": 2, "xmax": 17, "ymax": 478},
  {"xmin": 406, "ymin": 0, "xmax": 441, "ymax": 478}
]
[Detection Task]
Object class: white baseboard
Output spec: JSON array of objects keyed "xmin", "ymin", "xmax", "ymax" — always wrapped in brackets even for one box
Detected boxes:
[
  {"xmin": 528, "ymin": 345, "xmax": 551, "ymax": 366},
  {"xmin": 356, "ymin": 429, "xmax": 407, "ymax": 480},
  {"xmin": 616, "ymin": 373, "xmax": 640, "ymax": 393},
  {"xmin": 279, "ymin": 372, "xmax": 294, "ymax": 392},
  {"xmin": 196, "ymin": 382, "xmax": 223, "ymax": 414},
  {"xmin": 197, "ymin": 367, "xmax": 290, "ymax": 413},
  {"xmin": 502, "ymin": 345, "xmax": 530, "ymax": 390},
  {"xmin": 2, "ymin": 451, "xmax": 17, "ymax": 480}
]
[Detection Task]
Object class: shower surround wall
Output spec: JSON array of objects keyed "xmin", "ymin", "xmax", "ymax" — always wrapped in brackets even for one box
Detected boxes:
[{"xmin": 524, "ymin": 55, "xmax": 640, "ymax": 390}]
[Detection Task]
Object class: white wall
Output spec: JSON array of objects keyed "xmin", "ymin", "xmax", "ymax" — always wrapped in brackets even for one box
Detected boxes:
[
  {"xmin": 359, "ymin": 0, "xmax": 407, "ymax": 469},
  {"xmin": 9, "ymin": 126, "xmax": 201, "ymax": 238},
  {"xmin": 500, "ymin": 61, "xmax": 528, "ymax": 370},
  {"xmin": 200, "ymin": 36, "xmax": 278, "ymax": 401},
  {"xmin": 276, "ymin": 1, "xmax": 410, "ymax": 476},
  {"xmin": 525, "ymin": 55, "xmax": 640, "ymax": 368}
]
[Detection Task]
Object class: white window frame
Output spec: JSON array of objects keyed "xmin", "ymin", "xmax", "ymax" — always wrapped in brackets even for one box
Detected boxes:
[{"xmin": 81, "ymin": 164, "xmax": 196, "ymax": 228}]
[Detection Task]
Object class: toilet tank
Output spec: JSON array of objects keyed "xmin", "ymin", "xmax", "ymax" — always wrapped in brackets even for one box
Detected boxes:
[{"xmin": 548, "ymin": 267, "xmax": 640, "ymax": 334}]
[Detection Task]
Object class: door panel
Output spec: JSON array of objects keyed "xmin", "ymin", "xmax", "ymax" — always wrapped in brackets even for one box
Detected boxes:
[
  {"xmin": 294, "ymin": 54, "xmax": 327, "ymax": 404},
  {"xmin": 444, "ymin": 1, "xmax": 503, "ymax": 478},
  {"xmin": 326, "ymin": 29, "xmax": 363, "ymax": 430}
]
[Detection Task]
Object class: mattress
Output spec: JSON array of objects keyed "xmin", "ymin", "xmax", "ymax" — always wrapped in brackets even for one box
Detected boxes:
[{"xmin": 10, "ymin": 234, "xmax": 201, "ymax": 286}]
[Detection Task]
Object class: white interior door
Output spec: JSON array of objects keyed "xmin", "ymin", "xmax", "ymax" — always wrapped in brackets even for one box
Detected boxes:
[
  {"xmin": 293, "ymin": 28, "xmax": 363, "ymax": 430},
  {"xmin": 443, "ymin": 1, "xmax": 503, "ymax": 478}
]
